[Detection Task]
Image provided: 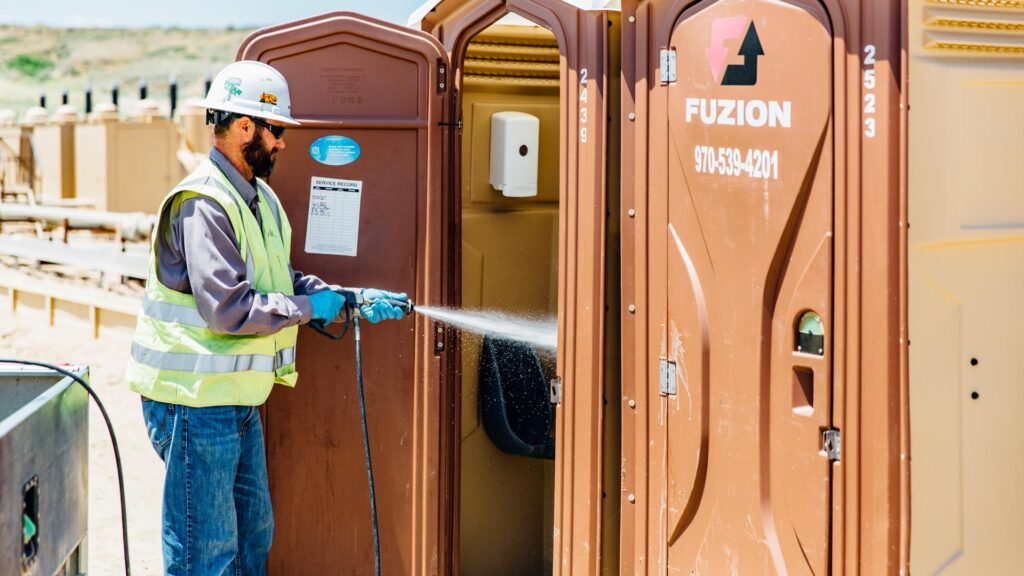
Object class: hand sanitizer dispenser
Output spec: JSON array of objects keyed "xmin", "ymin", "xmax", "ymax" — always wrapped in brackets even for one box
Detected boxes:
[{"xmin": 490, "ymin": 111, "xmax": 539, "ymax": 197}]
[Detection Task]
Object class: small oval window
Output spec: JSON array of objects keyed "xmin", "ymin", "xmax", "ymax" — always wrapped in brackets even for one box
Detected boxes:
[{"xmin": 796, "ymin": 311, "xmax": 825, "ymax": 356}]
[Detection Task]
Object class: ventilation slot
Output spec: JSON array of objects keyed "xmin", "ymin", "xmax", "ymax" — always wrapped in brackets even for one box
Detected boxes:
[
  {"xmin": 927, "ymin": 18, "xmax": 1024, "ymax": 31},
  {"xmin": 464, "ymin": 25, "xmax": 560, "ymax": 88},
  {"xmin": 927, "ymin": 0, "xmax": 1024, "ymax": 8},
  {"xmin": 923, "ymin": 1, "xmax": 1024, "ymax": 55}
]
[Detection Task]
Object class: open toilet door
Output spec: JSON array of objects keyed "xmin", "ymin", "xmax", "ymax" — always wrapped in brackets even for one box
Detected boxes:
[{"xmin": 236, "ymin": 13, "xmax": 454, "ymax": 575}]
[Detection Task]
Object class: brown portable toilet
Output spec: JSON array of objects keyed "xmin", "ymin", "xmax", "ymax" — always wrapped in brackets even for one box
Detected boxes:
[
  {"xmin": 619, "ymin": 0, "xmax": 907, "ymax": 574},
  {"xmin": 236, "ymin": 1, "xmax": 621, "ymax": 573},
  {"xmin": 236, "ymin": 14, "xmax": 453, "ymax": 575}
]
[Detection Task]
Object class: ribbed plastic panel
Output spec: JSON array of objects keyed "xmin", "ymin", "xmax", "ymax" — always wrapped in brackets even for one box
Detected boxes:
[
  {"xmin": 928, "ymin": 0, "xmax": 1024, "ymax": 8},
  {"xmin": 464, "ymin": 25, "xmax": 560, "ymax": 87},
  {"xmin": 924, "ymin": 0, "xmax": 1024, "ymax": 55}
]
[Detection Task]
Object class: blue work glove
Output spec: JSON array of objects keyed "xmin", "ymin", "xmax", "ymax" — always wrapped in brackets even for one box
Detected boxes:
[
  {"xmin": 309, "ymin": 290, "xmax": 344, "ymax": 324},
  {"xmin": 359, "ymin": 288, "xmax": 408, "ymax": 323}
]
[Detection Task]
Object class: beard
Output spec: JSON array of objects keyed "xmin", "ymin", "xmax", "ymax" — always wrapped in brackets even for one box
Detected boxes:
[{"xmin": 243, "ymin": 127, "xmax": 278, "ymax": 179}]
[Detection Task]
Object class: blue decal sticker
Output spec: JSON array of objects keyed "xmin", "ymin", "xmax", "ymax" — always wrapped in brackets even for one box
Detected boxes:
[{"xmin": 309, "ymin": 135, "xmax": 361, "ymax": 166}]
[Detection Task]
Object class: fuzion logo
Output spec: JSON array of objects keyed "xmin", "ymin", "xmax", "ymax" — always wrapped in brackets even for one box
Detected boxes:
[
  {"xmin": 686, "ymin": 15, "xmax": 792, "ymax": 129},
  {"xmin": 706, "ymin": 16, "xmax": 763, "ymax": 86},
  {"xmin": 685, "ymin": 98, "xmax": 790, "ymax": 128}
]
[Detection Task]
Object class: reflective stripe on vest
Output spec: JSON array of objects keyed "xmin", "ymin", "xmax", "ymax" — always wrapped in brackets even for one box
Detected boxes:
[
  {"xmin": 278, "ymin": 346, "xmax": 295, "ymax": 366},
  {"xmin": 142, "ymin": 296, "xmax": 208, "ymax": 328},
  {"xmin": 131, "ymin": 341, "xmax": 297, "ymax": 374}
]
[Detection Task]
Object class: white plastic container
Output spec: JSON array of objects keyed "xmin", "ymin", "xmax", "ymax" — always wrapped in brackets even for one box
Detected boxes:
[{"xmin": 489, "ymin": 111, "xmax": 539, "ymax": 197}]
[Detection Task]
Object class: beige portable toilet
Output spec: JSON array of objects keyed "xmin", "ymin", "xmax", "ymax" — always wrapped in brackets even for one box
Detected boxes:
[
  {"xmin": 907, "ymin": 0, "xmax": 1024, "ymax": 574},
  {"xmin": 74, "ymin": 100, "xmax": 180, "ymax": 214},
  {"xmin": 33, "ymin": 104, "xmax": 79, "ymax": 202}
]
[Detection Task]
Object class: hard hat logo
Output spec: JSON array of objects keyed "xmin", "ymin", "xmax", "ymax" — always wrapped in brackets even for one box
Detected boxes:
[
  {"xmin": 224, "ymin": 77, "xmax": 243, "ymax": 97},
  {"xmin": 260, "ymin": 92, "xmax": 278, "ymax": 106}
]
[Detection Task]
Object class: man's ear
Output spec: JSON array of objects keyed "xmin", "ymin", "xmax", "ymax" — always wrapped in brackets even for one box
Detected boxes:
[{"xmin": 236, "ymin": 116, "xmax": 254, "ymax": 142}]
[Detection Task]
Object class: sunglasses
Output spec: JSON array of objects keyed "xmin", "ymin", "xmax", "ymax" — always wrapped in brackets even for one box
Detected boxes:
[{"xmin": 249, "ymin": 116, "xmax": 286, "ymax": 139}]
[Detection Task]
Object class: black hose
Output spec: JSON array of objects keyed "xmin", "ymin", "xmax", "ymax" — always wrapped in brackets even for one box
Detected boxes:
[
  {"xmin": 353, "ymin": 317, "xmax": 382, "ymax": 576},
  {"xmin": 0, "ymin": 358, "xmax": 131, "ymax": 576}
]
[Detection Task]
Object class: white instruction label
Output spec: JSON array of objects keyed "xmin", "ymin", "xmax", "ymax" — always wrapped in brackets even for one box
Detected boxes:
[{"xmin": 304, "ymin": 176, "xmax": 362, "ymax": 257}]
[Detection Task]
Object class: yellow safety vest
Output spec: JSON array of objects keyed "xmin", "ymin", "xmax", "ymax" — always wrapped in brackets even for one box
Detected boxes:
[{"xmin": 125, "ymin": 159, "xmax": 299, "ymax": 407}]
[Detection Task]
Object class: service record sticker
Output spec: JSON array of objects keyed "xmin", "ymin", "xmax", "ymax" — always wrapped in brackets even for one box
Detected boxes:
[{"xmin": 304, "ymin": 176, "xmax": 362, "ymax": 257}]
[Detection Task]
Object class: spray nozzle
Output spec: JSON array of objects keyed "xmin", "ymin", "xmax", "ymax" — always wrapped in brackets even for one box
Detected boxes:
[
  {"xmin": 361, "ymin": 297, "xmax": 415, "ymax": 317},
  {"xmin": 341, "ymin": 289, "xmax": 415, "ymax": 318}
]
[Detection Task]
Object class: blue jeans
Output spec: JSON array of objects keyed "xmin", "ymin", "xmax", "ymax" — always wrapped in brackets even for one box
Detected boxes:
[{"xmin": 142, "ymin": 399, "xmax": 274, "ymax": 576}]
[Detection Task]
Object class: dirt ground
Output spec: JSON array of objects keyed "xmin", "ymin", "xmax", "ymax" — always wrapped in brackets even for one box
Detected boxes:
[{"xmin": 1, "ymin": 310, "xmax": 164, "ymax": 575}]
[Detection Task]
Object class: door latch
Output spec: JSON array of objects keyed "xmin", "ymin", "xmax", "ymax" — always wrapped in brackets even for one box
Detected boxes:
[
  {"xmin": 822, "ymin": 429, "xmax": 841, "ymax": 461},
  {"xmin": 550, "ymin": 378, "xmax": 562, "ymax": 405}
]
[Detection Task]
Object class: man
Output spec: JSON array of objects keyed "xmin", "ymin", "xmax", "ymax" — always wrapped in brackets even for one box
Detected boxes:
[{"xmin": 125, "ymin": 60, "xmax": 406, "ymax": 575}]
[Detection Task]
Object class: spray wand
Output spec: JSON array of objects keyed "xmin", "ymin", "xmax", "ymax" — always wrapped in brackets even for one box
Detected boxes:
[{"xmin": 307, "ymin": 289, "xmax": 414, "ymax": 576}]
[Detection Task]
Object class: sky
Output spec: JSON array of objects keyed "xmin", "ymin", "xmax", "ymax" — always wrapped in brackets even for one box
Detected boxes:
[{"xmin": 0, "ymin": 0, "xmax": 428, "ymax": 28}]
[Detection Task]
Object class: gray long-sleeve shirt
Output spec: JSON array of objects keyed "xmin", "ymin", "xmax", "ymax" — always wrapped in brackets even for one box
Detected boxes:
[{"xmin": 154, "ymin": 148, "xmax": 331, "ymax": 335}]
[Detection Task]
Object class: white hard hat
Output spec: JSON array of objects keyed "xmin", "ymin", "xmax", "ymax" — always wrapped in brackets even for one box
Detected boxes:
[{"xmin": 199, "ymin": 60, "xmax": 300, "ymax": 126}]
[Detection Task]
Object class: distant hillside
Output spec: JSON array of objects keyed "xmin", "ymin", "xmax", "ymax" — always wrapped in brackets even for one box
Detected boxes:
[{"xmin": 0, "ymin": 25, "xmax": 255, "ymax": 116}]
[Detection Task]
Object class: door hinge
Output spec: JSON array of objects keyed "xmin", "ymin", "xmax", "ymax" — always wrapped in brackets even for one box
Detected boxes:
[
  {"xmin": 550, "ymin": 378, "xmax": 562, "ymax": 405},
  {"xmin": 438, "ymin": 60, "xmax": 448, "ymax": 92},
  {"xmin": 433, "ymin": 322, "xmax": 444, "ymax": 357},
  {"xmin": 822, "ymin": 429, "xmax": 841, "ymax": 461},
  {"xmin": 659, "ymin": 48, "xmax": 677, "ymax": 85},
  {"xmin": 659, "ymin": 359, "xmax": 677, "ymax": 396}
]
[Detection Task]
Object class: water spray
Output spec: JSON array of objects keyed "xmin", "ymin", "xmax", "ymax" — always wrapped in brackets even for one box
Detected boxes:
[{"xmin": 416, "ymin": 306, "xmax": 557, "ymax": 350}]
